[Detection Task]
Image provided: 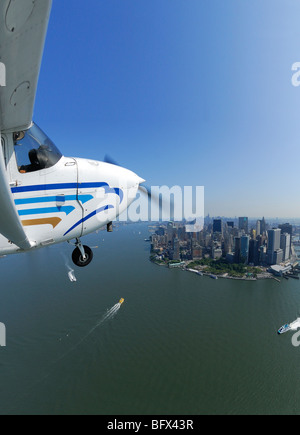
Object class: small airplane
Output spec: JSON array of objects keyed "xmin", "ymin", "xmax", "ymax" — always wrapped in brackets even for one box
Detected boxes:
[{"xmin": 0, "ymin": 1, "xmax": 150, "ymax": 267}]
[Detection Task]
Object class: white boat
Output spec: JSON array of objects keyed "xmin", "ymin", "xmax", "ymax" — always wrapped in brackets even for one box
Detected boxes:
[
  {"xmin": 278, "ymin": 324, "xmax": 291, "ymax": 335},
  {"xmin": 68, "ymin": 270, "xmax": 77, "ymax": 282}
]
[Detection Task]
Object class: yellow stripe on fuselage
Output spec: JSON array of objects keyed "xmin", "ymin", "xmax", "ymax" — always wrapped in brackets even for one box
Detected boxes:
[{"xmin": 21, "ymin": 218, "xmax": 62, "ymax": 229}]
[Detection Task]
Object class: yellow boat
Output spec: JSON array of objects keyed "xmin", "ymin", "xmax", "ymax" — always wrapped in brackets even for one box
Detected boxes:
[{"xmin": 119, "ymin": 298, "xmax": 124, "ymax": 305}]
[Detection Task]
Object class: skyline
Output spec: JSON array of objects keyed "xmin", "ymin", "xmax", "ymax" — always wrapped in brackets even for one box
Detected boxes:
[{"xmin": 33, "ymin": 0, "xmax": 300, "ymax": 218}]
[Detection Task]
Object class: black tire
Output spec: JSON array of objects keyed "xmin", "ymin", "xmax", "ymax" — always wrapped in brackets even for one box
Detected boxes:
[{"xmin": 72, "ymin": 245, "xmax": 93, "ymax": 267}]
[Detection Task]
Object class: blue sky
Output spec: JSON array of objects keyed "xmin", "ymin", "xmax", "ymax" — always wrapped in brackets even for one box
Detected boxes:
[{"xmin": 34, "ymin": 0, "xmax": 300, "ymax": 218}]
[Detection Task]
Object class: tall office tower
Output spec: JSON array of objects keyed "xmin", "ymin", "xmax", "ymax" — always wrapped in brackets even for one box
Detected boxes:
[
  {"xmin": 260, "ymin": 217, "xmax": 266, "ymax": 235},
  {"xmin": 204, "ymin": 214, "xmax": 211, "ymax": 226},
  {"xmin": 273, "ymin": 249, "xmax": 283, "ymax": 265},
  {"xmin": 256, "ymin": 234, "xmax": 263, "ymax": 247},
  {"xmin": 238, "ymin": 217, "xmax": 248, "ymax": 234},
  {"xmin": 280, "ymin": 233, "xmax": 291, "ymax": 261},
  {"xmin": 250, "ymin": 229, "xmax": 256, "ymax": 240},
  {"xmin": 268, "ymin": 229, "xmax": 281, "ymax": 251},
  {"xmin": 173, "ymin": 237, "xmax": 180, "ymax": 261},
  {"xmin": 279, "ymin": 223, "xmax": 293, "ymax": 250},
  {"xmin": 167, "ymin": 222, "xmax": 174, "ymax": 243},
  {"xmin": 178, "ymin": 226, "xmax": 186, "ymax": 241},
  {"xmin": 256, "ymin": 220, "xmax": 261, "ymax": 236},
  {"xmin": 223, "ymin": 234, "xmax": 233, "ymax": 255},
  {"xmin": 227, "ymin": 221, "xmax": 234, "ymax": 228},
  {"xmin": 213, "ymin": 219, "xmax": 222, "ymax": 234},
  {"xmin": 278, "ymin": 223, "xmax": 292, "ymax": 237},
  {"xmin": 234, "ymin": 237, "xmax": 241, "ymax": 263},
  {"xmin": 260, "ymin": 246, "xmax": 266, "ymax": 264},
  {"xmin": 240, "ymin": 235, "xmax": 250, "ymax": 264},
  {"xmin": 249, "ymin": 239, "xmax": 259, "ymax": 265},
  {"xmin": 267, "ymin": 228, "xmax": 281, "ymax": 264}
]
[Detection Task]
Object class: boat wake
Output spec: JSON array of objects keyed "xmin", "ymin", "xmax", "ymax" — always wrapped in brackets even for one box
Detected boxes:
[
  {"xmin": 60, "ymin": 303, "xmax": 122, "ymax": 353},
  {"xmin": 62, "ymin": 253, "xmax": 77, "ymax": 282},
  {"xmin": 289, "ymin": 318, "xmax": 300, "ymax": 331},
  {"xmin": 86, "ymin": 303, "xmax": 121, "ymax": 336},
  {"xmin": 5, "ymin": 302, "xmax": 122, "ymax": 414}
]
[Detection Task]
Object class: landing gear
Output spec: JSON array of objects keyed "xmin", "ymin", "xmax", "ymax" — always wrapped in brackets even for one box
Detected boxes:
[{"xmin": 72, "ymin": 239, "xmax": 93, "ymax": 267}]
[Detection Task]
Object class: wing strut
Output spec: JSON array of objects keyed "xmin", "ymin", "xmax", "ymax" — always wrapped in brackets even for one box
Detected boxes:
[{"xmin": 0, "ymin": 132, "xmax": 33, "ymax": 250}]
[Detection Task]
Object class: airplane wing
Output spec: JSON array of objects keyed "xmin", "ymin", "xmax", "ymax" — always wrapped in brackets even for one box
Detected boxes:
[
  {"xmin": 0, "ymin": 0, "xmax": 52, "ymax": 250},
  {"xmin": 0, "ymin": 0, "xmax": 52, "ymax": 132}
]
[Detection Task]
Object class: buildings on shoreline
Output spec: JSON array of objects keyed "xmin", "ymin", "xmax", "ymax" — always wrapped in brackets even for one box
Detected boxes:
[{"xmin": 150, "ymin": 217, "xmax": 298, "ymax": 270}]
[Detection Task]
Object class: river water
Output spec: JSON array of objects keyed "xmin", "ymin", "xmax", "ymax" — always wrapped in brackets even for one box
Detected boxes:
[{"xmin": 0, "ymin": 223, "xmax": 300, "ymax": 415}]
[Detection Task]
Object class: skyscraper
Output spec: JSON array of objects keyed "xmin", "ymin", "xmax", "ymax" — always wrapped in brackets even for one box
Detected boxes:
[
  {"xmin": 249, "ymin": 239, "xmax": 260, "ymax": 265},
  {"xmin": 280, "ymin": 233, "xmax": 291, "ymax": 261},
  {"xmin": 240, "ymin": 235, "xmax": 250, "ymax": 264},
  {"xmin": 278, "ymin": 223, "xmax": 292, "ymax": 237},
  {"xmin": 268, "ymin": 229, "xmax": 281, "ymax": 252},
  {"xmin": 234, "ymin": 237, "xmax": 241, "ymax": 263},
  {"xmin": 173, "ymin": 237, "xmax": 180, "ymax": 261},
  {"xmin": 273, "ymin": 249, "xmax": 283, "ymax": 265},
  {"xmin": 256, "ymin": 220, "xmax": 261, "ymax": 236},
  {"xmin": 267, "ymin": 228, "xmax": 281, "ymax": 265},
  {"xmin": 260, "ymin": 217, "xmax": 266, "ymax": 235},
  {"xmin": 279, "ymin": 223, "xmax": 292, "ymax": 251},
  {"xmin": 213, "ymin": 219, "xmax": 222, "ymax": 234},
  {"xmin": 238, "ymin": 217, "xmax": 248, "ymax": 234}
]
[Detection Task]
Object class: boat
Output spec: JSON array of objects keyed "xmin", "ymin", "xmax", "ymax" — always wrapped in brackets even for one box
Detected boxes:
[
  {"xmin": 277, "ymin": 324, "xmax": 291, "ymax": 335},
  {"xmin": 119, "ymin": 298, "xmax": 125, "ymax": 305},
  {"xmin": 68, "ymin": 270, "xmax": 77, "ymax": 282},
  {"xmin": 210, "ymin": 274, "xmax": 218, "ymax": 280}
]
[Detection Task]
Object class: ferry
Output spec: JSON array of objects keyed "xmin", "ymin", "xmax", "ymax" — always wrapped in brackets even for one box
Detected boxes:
[
  {"xmin": 119, "ymin": 298, "xmax": 125, "ymax": 305},
  {"xmin": 277, "ymin": 324, "xmax": 291, "ymax": 335}
]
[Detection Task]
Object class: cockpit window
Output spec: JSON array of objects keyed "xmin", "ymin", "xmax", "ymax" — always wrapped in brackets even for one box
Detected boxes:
[{"xmin": 14, "ymin": 124, "xmax": 62, "ymax": 173}]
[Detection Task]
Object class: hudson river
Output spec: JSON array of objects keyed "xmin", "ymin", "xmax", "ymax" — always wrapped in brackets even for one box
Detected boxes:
[{"xmin": 0, "ymin": 223, "xmax": 300, "ymax": 415}]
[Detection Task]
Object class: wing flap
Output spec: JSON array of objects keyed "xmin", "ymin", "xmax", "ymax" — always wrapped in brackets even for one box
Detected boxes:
[{"xmin": 0, "ymin": 0, "xmax": 52, "ymax": 133}]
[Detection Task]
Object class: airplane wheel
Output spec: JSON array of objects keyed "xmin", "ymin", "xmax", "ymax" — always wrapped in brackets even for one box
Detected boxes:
[{"xmin": 72, "ymin": 245, "xmax": 93, "ymax": 267}]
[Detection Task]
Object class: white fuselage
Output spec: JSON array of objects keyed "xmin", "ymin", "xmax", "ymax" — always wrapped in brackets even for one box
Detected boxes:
[{"xmin": 0, "ymin": 150, "xmax": 142, "ymax": 255}]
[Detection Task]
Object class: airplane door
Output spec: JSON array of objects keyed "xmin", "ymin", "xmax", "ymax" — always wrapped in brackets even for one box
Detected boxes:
[{"xmin": 9, "ymin": 152, "xmax": 84, "ymax": 243}]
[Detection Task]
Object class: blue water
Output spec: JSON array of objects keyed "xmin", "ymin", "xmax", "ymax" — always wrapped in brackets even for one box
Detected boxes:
[{"xmin": 0, "ymin": 223, "xmax": 300, "ymax": 415}]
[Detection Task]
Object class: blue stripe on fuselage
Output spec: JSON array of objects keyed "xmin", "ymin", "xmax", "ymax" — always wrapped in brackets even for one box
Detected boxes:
[
  {"xmin": 63, "ymin": 205, "xmax": 114, "ymax": 236},
  {"xmin": 14, "ymin": 195, "xmax": 93, "ymax": 205},
  {"xmin": 18, "ymin": 206, "xmax": 75, "ymax": 216},
  {"xmin": 11, "ymin": 183, "xmax": 123, "ymax": 203}
]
